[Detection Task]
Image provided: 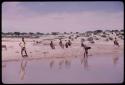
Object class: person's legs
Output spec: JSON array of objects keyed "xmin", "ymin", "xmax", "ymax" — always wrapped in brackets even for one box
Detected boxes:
[
  {"xmin": 24, "ymin": 48, "xmax": 28, "ymax": 56},
  {"xmin": 84, "ymin": 50, "xmax": 86, "ymax": 58},
  {"xmin": 21, "ymin": 48, "xmax": 24, "ymax": 57},
  {"xmin": 21, "ymin": 47, "xmax": 28, "ymax": 57},
  {"xmin": 86, "ymin": 50, "xmax": 88, "ymax": 58}
]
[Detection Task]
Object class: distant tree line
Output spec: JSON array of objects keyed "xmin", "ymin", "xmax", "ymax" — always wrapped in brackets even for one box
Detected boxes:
[{"xmin": 2, "ymin": 29, "xmax": 124, "ymax": 37}]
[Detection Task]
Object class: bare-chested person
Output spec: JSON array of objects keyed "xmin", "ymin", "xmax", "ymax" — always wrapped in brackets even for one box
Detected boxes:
[{"xmin": 19, "ymin": 37, "xmax": 28, "ymax": 57}]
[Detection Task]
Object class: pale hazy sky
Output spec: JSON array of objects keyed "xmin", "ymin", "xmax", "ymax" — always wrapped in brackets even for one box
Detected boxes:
[{"xmin": 2, "ymin": 1, "xmax": 124, "ymax": 33}]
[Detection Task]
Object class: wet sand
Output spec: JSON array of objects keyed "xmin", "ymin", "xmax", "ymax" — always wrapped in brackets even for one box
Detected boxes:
[
  {"xmin": 2, "ymin": 55, "xmax": 123, "ymax": 83},
  {"xmin": 2, "ymin": 37, "xmax": 124, "ymax": 83},
  {"xmin": 2, "ymin": 38, "xmax": 124, "ymax": 61}
]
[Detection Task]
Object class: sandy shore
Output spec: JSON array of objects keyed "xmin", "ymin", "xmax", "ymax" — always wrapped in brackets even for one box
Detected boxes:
[{"xmin": 2, "ymin": 37, "xmax": 124, "ymax": 62}]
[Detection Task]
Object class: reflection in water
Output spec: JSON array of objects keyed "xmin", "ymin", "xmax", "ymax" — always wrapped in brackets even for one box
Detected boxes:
[
  {"xmin": 81, "ymin": 56, "xmax": 88, "ymax": 70},
  {"xmin": 2, "ymin": 55, "xmax": 123, "ymax": 83},
  {"xmin": 58, "ymin": 60, "xmax": 64, "ymax": 69},
  {"xmin": 65, "ymin": 59, "xmax": 71, "ymax": 69},
  {"xmin": 49, "ymin": 60, "xmax": 54, "ymax": 69},
  {"xmin": 2, "ymin": 64, "xmax": 6, "ymax": 68},
  {"xmin": 112, "ymin": 48, "xmax": 119, "ymax": 66},
  {"xmin": 83, "ymin": 57, "xmax": 88, "ymax": 69},
  {"xmin": 19, "ymin": 59, "xmax": 28, "ymax": 80},
  {"xmin": 112, "ymin": 56, "xmax": 119, "ymax": 66}
]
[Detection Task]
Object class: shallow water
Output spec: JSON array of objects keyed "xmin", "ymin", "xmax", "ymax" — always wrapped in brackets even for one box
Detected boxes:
[{"xmin": 2, "ymin": 55, "xmax": 123, "ymax": 84}]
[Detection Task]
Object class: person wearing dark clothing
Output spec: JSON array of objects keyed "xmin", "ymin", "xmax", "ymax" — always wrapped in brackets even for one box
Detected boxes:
[
  {"xmin": 81, "ymin": 42, "xmax": 91, "ymax": 58},
  {"xmin": 50, "ymin": 41, "xmax": 55, "ymax": 49},
  {"xmin": 114, "ymin": 37, "xmax": 120, "ymax": 47},
  {"xmin": 67, "ymin": 40, "xmax": 72, "ymax": 46},
  {"xmin": 65, "ymin": 42, "xmax": 69, "ymax": 48},
  {"xmin": 59, "ymin": 39, "xmax": 64, "ymax": 49}
]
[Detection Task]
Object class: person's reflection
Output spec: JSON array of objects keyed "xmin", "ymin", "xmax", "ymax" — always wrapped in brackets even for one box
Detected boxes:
[
  {"xmin": 19, "ymin": 58, "xmax": 28, "ymax": 80},
  {"xmin": 81, "ymin": 55, "xmax": 88, "ymax": 69},
  {"xmin": 112, "ymin": 56, "xmax": 119, "ymax": 66},
  {"xmin": 65, "ymin": 59, "xmax": 71, "ymax": 69},
  {"xmin": 83, "ymin": 57, "xmax": 88, "ymax": 69},
  {"xmin": 112, "ymin": 47, "xmax": 119, "ymax": 66},
  {"xmin": 49, "ymin": 60, "xmax": 54, "ymax": 69},
  {"xmin": 58, "ymin": 59, "xmax": 64, "ymax": 69},
  {"xmin": 2, "ymin": 63, "xmax": 6, "ymax": 68}
]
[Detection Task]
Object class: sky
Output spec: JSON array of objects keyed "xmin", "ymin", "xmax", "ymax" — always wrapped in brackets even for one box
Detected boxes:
[{"xmin": 2, "ymin": 1, "xmax": 124, "ymax": 33}]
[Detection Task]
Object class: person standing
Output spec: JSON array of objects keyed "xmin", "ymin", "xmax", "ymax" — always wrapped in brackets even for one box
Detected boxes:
[
  {"xmin": 50, "ymin": 41, "xmax": 55, "ymax": 49},
  {"xmin": 114, "ymin": 37, "xmax": 120, "ymax": 47},
  {"xmin": 81, "ymin": 41, "xmax": 91, "ymax": 59},
  {"xmin": 19, "ymin": 37, "xmax": 28, "ymax": 57},
  {"xmin": 65, "ymin": 41, "xmax": 69, "ymax": 48},
  {"xmin": 67, "ymin": 40, "xmax": 72, "ymax": 46},
  {"xmin": 59, "ymin": 39, "xmax": 64, "ymax": 49}
]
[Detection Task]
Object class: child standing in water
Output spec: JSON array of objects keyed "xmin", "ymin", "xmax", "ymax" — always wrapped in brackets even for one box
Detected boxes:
[{"xmin": 19, "ymin": 37, "xmax": 28, "ymax": 57}]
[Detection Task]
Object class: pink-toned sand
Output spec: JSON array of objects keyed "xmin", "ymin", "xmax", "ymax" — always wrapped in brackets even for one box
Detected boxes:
[{"xmin": 2, "ymin": 37, "xmax": 124, "ymax": 62}]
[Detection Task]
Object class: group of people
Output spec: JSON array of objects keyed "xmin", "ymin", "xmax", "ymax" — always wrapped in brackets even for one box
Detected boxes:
[
  {"xmin": 19, "ymin": 36, "xmax": 120, "ymax": 58},
  {"xmin": 50, "ymin": 39, "xmax": 72, "ymax": 49}
]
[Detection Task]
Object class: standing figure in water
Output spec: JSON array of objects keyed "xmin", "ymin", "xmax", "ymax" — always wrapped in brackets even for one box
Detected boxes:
[
  {"xmin": 67, "ymin": 40, "xmax": 72, "ymax": 47},
  {"xmin": 59, "ymin": 39, "xmax": 64, "ymax": 49},
  {"xmin": 114, "ymin": 37, "xmax": 120, "ymax": 47},
  {"xmin": 81, "ymin": 41, "xmax": 91, "ymax": 58},
  {"xmin": 65, "ymin": 41, "xmax": 69, "ymax": 48},
  {"xmin": 81, "ymin": 40, "xmax": 91, "ymax": 69},
  {"xmin": 50, "ymin": 41, "xmax": 55, "ymax": 49},
  {"xmin": 19, "ymin": 37, "xmax": 28, "ymax": 57}
]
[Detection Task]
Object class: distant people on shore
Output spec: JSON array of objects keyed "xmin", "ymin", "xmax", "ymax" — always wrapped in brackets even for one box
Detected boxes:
[
  {"xmin": 65, "ymin": 41, "xmax": 69, "ymax": 48},
  {"xmin": 59, "ymin": 39, "xmax": 64, "ymax": 49},
  {"xmin": 67, "ymin": 40, "xmax": 72, "ymax": 47},
  {"xmin": 2, "ymin": 45, "xmax": 7, "ymax": 50},
  {"xmin": 114, "ymin": 37, "xmax": 120, "ymax": 47},
  {"xmin": 50, "ymin": 41, "xmax": 55, "ymax": 49},
  {"xmin": 64, "ymin": 40, "xmax": 72, "ymax": 48},
  {"xmin": 19, "ymin": 37, "xmax": 28, "ymax": 57}
]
